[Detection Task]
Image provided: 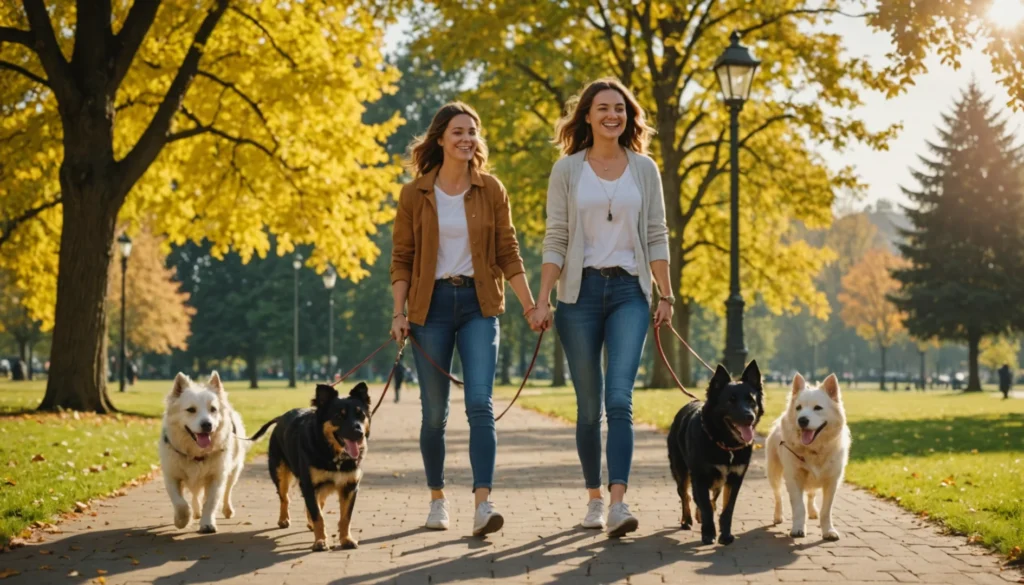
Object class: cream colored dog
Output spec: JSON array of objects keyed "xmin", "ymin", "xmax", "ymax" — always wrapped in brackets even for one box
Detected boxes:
[
  {"xmin": 159, "ymin": 372, "xmax": 248, "ymax": 533},
  {"xmin": 765, "ymin": 373, "xmax": 851, "ymax": 540}
]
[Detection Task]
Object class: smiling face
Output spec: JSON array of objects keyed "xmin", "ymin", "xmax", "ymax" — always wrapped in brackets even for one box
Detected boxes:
[
  {"xmin": 585, "ymin": 89, "xmax": 627, "ymax": 143},
  {"xmin": 165, "ymin": 372, "xmax": 226, "ymax": 450},
  {"xmin": 788, "ymin": 373, "xmax": 846, "ymax": 446},
  {"xmin": 705, "ymin": 361, "xmax": 765, "ymax": 445},
  {"xmin": 437, "ymin": 113, "xmax": 479, "ymax": 167},
  {"xmin": 315, "ymin": 383, "xmax": 371, "ymax": 461}
]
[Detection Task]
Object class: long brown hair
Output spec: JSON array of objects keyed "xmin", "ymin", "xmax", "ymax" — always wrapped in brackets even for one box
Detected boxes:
[
  {"xmin": 554, "ymin": 78, "xmax": 654, "ymax": 156},
  {"xmin": 406, "ymin": 102, "xmax": 489, "ymax": 176}
]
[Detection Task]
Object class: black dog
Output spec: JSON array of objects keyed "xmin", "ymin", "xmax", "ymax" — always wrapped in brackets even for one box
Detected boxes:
[
  {"xmin": 249, "ymin": 383, "xmax": 371, "ymax": 551},
  {"xmin": 667, "ymin": 361, "xmax": 763, "ymax": 545}
]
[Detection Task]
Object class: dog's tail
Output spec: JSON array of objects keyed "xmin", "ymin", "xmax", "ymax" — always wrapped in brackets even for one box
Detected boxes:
[{"xmin": 246, "ymin": 417, "xmax": 280, "ymax": 442}]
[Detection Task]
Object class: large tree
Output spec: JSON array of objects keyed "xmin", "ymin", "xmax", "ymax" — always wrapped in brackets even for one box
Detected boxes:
[
  {"xmin": 0, "ymin": 2, "xmax": 401, "ymax": 412},
  {"xmin": 892, "ymin": 83, "xmax": 1024, "ymax": 392},
  {"xmin": 410, "ymin": 0, "xmax": 898, "ymax": 385},
  {"xmin": 839, "ymin": 247, "xmax": 908, "ymax": 390}
]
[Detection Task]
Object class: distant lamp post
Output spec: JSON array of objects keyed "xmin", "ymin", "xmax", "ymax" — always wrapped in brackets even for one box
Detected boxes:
[
  {"xmin": 290, "ymin": 253, "xmax": 302, "ymax": 388},
  {"xmin": 713, "ymin": 30, "xmax": 760, "ymax": 376},
  {"xmin": 322, "ymin": 266, "xmax": 337, "ymax": 380},
  {"xmin": 117, "ymin": 233, "xmax": 133, "ymax": 393}
]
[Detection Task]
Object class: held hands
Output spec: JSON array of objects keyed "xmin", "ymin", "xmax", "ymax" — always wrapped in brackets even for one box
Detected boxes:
[{"xmin": 525, "ymin": 303, "xmax": 552, "ymax": 333}]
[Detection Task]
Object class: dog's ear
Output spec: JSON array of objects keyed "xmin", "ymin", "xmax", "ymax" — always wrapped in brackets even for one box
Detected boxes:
[
  {"xmin": 208, "ymin": 371, "xmax": 224, "ymax": 393},
  {"xmin": 171, "ymin": 372, "xmax": 190, "ymax": 396},
  {"xmin": 741, "ymin": 360, "xmax": 762, "ymax": 389},
  {"xmin": 349, "ymin": 382, "xmax": 371, "ymax": 406},
  {"xmin": 822, "ymin": 373, "xmax": 842, "ymax": 402},
  {"xmin": 707, "ymin": 365, "xmax": 732, "ymax": 397},
  {"xmin": 791, "ymin": 372, "xmax": 806, "ymax": 397},
  {"xmin": 314, "ymin": 384, "xmax": 339, "ymax": 410}
]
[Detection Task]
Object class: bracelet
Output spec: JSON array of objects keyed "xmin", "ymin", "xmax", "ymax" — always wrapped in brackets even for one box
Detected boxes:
[
  {"xmin": 392, "ymin": 312, "xmax": 406, "ymax": 320},
  {"xmin": 523, "ymin": 305, "xmax": 538, "ymax": 317}
]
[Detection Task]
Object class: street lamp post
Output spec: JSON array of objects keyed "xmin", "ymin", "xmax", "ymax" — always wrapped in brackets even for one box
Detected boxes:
[
  {"xmin": 713, "ymin": 30, "xmax": 760, "ymax": 376},
  {"xmin": 290, "ymin": 253, "xmax": 302, "ymax": 388},
  {"xmin": 322, "ymin": 266, "xmax": 337, "ymax": 380},
  {"xmin": 117, "ymin": 233, "xmax": 133, "ymax": 392}
]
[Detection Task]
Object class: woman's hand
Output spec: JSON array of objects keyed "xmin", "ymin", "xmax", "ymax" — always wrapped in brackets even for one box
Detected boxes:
[
  {"xmin": 528, "ymin": 303, "xmax": 552, "ymax": 332},
  {"xmin": 391, "ymin": 313, "xmax": 411, "ymax": 342},
  {"xmin": 653, "ymin": 299, "xmax": 673, "ymax": 328}
]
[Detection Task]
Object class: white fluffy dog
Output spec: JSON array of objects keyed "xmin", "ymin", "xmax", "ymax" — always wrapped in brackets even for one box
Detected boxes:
[
  {"xmin": 159, "ymin": 371, "xmax": 248, "ymax": 533},
  {"xmin": 765, "ymin": 373, "xmax": 851, "ymax": 540}
]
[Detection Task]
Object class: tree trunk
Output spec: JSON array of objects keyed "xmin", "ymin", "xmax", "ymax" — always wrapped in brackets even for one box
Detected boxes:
[
  {"xmin": 966, "ymin": 328, "xmax": 982, "ymax": 392},
  {"xmin": 919, "ymin": 350, "xmax": 926, "ymax": 390},
  {"xmin": 247, "ymin": 351, "xmax": 260, "ymax": 389},
  {"xmin": 27, "ymin": 342, "xmax": 33, "ymax": 381},
  {"xmin": 39, "ymin": 180, "xmax": 120, "ymax": 412},
  {"xmin": 880, "ymin": 345, "xmax": 887, "ymax": 391},
  {"xmin": 552, "ymin": 329, "xmax": 566, "ymax": 387}
]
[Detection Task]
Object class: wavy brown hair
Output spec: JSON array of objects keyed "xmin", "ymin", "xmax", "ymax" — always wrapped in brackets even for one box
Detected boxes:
[
  {"xmin": 554, "ymin": 78, "xmax": 654, "ymax": 156},
  {"xmin": 406, "ymin": 102, "xmax": 489, "ymax": 176}
]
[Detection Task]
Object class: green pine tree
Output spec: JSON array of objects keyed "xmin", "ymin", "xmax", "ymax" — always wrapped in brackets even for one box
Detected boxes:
[{"xmin": 892, "ymin": 82, "xmax": 1024, "ymax": 391}]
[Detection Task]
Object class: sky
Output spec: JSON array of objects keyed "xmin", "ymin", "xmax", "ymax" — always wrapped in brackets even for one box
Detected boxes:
[{"xmin": 382, "ymin": 6, "xmax": 1024, "ymax": 211}]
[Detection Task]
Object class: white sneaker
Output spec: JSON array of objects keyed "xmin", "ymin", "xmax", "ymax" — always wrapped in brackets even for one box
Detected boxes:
[
  {"xmin": 472, "ymin": 501, "xmax": 504, "ymax": 537},
  {"xmin": 425, "ymin": 498, "xmax": 450, "ymax": 530},
  {"xmin": 606, "ymin": 502, "xmax": 639, "ymax": 538},
  {"xmin": 582, "ymin": 498, "xmax": 606, "ymax": 529}
]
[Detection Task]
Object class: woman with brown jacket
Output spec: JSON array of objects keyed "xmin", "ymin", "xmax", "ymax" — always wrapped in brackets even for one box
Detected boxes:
[{"xmin": 390, "ymin": 102, "xmax": 540, "ymax": 537}]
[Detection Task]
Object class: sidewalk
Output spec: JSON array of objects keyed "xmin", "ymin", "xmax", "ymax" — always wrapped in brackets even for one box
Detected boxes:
[{"xmin": 1, "ymin": 390, "xmax": 1020, "ymax": 585}]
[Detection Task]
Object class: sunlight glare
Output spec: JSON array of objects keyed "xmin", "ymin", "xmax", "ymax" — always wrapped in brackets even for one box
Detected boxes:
[{"xmin": 987, "ymin": 0, "xmax": 1024, "ymax": 28}]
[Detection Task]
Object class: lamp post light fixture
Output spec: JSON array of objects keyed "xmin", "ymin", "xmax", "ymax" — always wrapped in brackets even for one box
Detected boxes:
[
  {"xmin": 713, "ymin": 30, "xmax": 760, "ymax": 376},
  {"xmin": 290, "ymin": 253, "xmax": 302, "ymax": 388},
  {"xmin": 322, "ymin": 266, "xmax": 337, "ymax": 380},
  {"xmin": 117, "ymin": 233, "xmax": 133, "ymax": 393}
]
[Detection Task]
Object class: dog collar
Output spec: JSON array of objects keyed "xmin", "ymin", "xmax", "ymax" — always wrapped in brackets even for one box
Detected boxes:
[
  {"xmin": 163, "ymin": 432, "xmax": 208, "ymax": 462},
  {"xmin": 779, "ymin": 441, "xmax": 807, "ymax": 463},
  {"xmin": 701, "ymin": 418, "xmax": 752, "ymax": 452}
]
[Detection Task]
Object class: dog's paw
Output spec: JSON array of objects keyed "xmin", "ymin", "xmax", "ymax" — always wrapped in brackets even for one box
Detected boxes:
[
  {"xmin": 823, "ymin": 528, "xmax": 841, "ymax": 541},
  {"xmin": 808, "ymin": 509, "xmax": 819, "ymax": 520},
  {"xmin": 278, "ymin": 519, "xmax": 291, "ymax": 529},
  {"xmin": 680, "ymin": 522, "xmax": 691, "ymax": 531},
  {"xmin": 790, "ymin": 528, "xmax": 805, "ymax": 538},
  {"xmin": 336, "ymin": 538, "xmax": 358, "ymax": 550},
  {"xmin": 773, "ymin": 514, "xmax": 783, "ymax": 525},
  {"xmin": 192, "ymin": 508, "xmax": 202, "ymax": 520},
  {"xmin": 223, "ymin": 504, "xmax": 235, "ymax": 519},
  {"xmin": 311, "ymin": 539, "xmax": 329, "ymax": 552},
  {"xmin": 306, "ymin": 522, "xmax": 314, "ymax": 532},
  {"xmin": 198, "ymin": 523, "xmax": 217, "ymax": 534},
  {"xmin": 174, "ymin": 506, "xmax": 191, "ymax": 529},
  {"xmin": 718, "ymin": 533, "xmax": 735, "ymax": 545},
  {"xmin": 701, "ymin": 534, "xmax": 716, "ymax": 545}
]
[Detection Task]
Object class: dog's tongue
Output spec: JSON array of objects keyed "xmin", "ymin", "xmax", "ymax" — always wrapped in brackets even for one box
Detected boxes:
[
  {"xmin": 738, "ymin": 424, "xmax": 755, "ymax": 444},
  {"xmin": 344, "ymin": 439, "xmax": 360, "ymax": 459},
  {"xmin": 801, "ymin": 429, "xmax": 816, "ymax": 446},
  {"xmin": 196, "ymin": 433, "xmax": 212, "ymax": 449}
]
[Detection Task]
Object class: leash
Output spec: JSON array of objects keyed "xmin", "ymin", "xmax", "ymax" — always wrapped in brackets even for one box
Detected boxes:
[
  {"xmin": 495, "ymin": 329, "xmax": 545, "ymax": 421},
  {"xmin": 653, "ymin": 323, "xmax": 714, "ymax": 401}
]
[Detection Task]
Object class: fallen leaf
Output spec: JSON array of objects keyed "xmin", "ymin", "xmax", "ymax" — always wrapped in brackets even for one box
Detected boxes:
[
  {"xmin": 0, "ymin": 569, "xmax": 20, "ymax": 579},
  {"xmin": 130, "ymin": 560, "xmax": 139, "ymax": 566},
  {"xmin": 70, "ymin": 546, "xmax": 82, "ymax": 551},
  {"xmin": 38, "ymin": 565, "xmax": 52, "ymax": 571},
  {"xmin": 971, "ymin": 449, "xmax": 979, "ymax": 454},
  {"xmin": 75, "ymin": 502, "xmax": 89, "ymax": 513},
  {"xmin": 200, "ymin": 555, "xmax": 210, "ymax": 560},
  {"xmin": 96, "ymin": 569, "xmax": 108, "ymax": 575},
  {"xmin": 6, "ymin": 461, "xmax": 15, "ymax": 467},
  {"xmin": 31, "ymin": 454, "xmax": 45, "ymax": 463},
  {"xmin": 95, "ymin": 577, "xmax": 105, "ymax": 585},
  {"xmin": 6, "ymin": 538, "xmax": 26, "ymax": 549},
  {"xmin": 39, "ymin": 549, "xmax": 52, "ymax": 555},
  {"xmin": 68, "ymin": 570, "xmax": 79, "ymax": 577},
  {"xmin": 3, "ymin": 479, "xmax": 14, "ymax": 487}
]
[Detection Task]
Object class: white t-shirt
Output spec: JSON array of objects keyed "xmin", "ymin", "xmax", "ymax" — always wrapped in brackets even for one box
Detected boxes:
[
  {"xmin": 577, "ymin": 164, "xmax": 641, "ymax": 274},
  {"xmin": 433, "ymin": 185, "xmax": 475, "ymax": 279}
]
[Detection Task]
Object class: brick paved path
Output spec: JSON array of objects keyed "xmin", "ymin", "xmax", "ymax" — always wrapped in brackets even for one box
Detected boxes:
[{"xmin": 2, "ymin": 390, "xmax": 1020, "ymax": 584}]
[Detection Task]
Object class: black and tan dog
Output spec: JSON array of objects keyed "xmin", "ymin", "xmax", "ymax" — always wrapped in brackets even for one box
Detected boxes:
[
  {"xmin": 667, "ymin": 361, "xmax": 763, "ymax": 545},
  {"xmin": 249, "ymin": 383, "xmax": 370, "ymax": 551}
]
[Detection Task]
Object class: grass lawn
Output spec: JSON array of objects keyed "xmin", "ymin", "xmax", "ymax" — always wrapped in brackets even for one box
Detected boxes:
[
  {"xmin": 497, "ymin": 383, "xmax": 1023, "ymax": 559},
  {"xmin": 0, "ymin": 378, "xmax": 333, "ymax": 546}
]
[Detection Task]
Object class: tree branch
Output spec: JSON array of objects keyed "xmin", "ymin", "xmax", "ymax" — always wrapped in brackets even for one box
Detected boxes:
[
  {"xmin": 118, "ymin": 0, "xmax": 230, "ymax": 198},
  {"xmin": 0, "ymin": 196, "xmax": 62, "ymax": 249},
  {"xmin": 230, "ymin": 6, "xmax": 298, "ymax": 70},
  {"xmin": 513, "ymin": 61, "xmax": 566, "ymax": 109},
  {"xmin": 0, "ymin": 26, "xmax": 33, "ymax": 48},
  {"xmin": 738, "ymin": 8, "xmax": 870, "ymax": 36},
  {"xmin": 112, "ymin": 0, "xmax": 162, "ymax": 89},
  {"xmin": 170, "ymin": 107, "xmax": 306, "ymax": 174},
  {"xmin": 0, "ymin": 60, "xmax": 49, "ymax": 87},
  {"xmin": 21, "ymin": 0, "xmax": 74, "ymax": 101},
  {"xmin": 738, "ymin": 113, "xmax": 794, "ymax": 148},
  {"xmin": 196, "ymin": 69, "xmax": 279, "ymax": 149}
]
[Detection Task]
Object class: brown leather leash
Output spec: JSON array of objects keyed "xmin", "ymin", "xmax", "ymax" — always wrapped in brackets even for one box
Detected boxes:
[
  {"xmin": 495, "ymin": 329, "xmax": 544, "ymax": 421},
  {"xmin": 653, "ymin": 322, "xmax": 715, "ymax": 402}
]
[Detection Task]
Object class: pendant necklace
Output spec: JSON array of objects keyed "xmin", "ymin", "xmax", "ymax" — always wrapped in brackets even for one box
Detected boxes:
[{"xmin": 595, "ymin": 168, "xmax": 620, "ymax": 222}]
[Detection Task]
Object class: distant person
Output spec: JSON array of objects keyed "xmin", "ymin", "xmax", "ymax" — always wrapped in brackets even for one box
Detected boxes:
[
  {"xmin": 127, "ymin": 361, "xmax": 138, "ymax": 386},
  {"xmin": 393, "ymin": 360, "xmax": 406, "ymax": 403},
  {"xmin": 998, "ymin": 364, "xmax": 1013, "ymax": 399}
]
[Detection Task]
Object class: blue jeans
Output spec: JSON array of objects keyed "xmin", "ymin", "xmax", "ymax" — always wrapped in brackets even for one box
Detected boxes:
[
  {"xmin": 555, "ymin": 269, "xmax": 649, "ymax": 489},
  {"xmin": 410, "ymin": 280, "xmax": 499, "ymax": 491}
]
